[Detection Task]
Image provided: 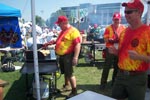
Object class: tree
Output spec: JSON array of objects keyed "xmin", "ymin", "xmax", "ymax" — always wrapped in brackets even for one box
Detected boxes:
[
  {"xmin": 35, "ymin": 15, "xmax": 46, "ymax": 27},
  {"xmin": 46, "ymin": 9, "xmax": 66, "ymax": 28}
]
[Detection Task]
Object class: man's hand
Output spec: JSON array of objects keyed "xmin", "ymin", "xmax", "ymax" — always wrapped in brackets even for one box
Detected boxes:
[
  {"xmin": 42, "ymin": 43, "xmax": 49, "ymax": 49},
  {"xmin": 128, "ymin": 50, "xmax": 139, "ymax": 60},
  {"xmin": 72, "ymin": 57, "xmax": 78, "ymax": 66},
  {"xmin": 108, "ymin": 38, "xmax": 119, "ymax": 44},
  {"xmin": 108, "ymin": 38, "xmax": 115, "ymax": 43},
  {"xmin": 108, "ymin": 46, "xmax": 118, "ymax": 55},
  {"xmin": 42, "ymin": 40, "xmax": 55, "ymax": 49}
]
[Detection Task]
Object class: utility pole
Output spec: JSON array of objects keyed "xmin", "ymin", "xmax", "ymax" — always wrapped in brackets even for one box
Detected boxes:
[{"xmin": 77, "ymin": 6, "xmax": 80, "ymax": 30}]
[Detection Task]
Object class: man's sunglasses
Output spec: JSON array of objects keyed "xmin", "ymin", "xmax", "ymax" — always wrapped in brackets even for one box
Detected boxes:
[{"xmin": 124, "ymin": 10, "xmax": 137, "ymax": 14}]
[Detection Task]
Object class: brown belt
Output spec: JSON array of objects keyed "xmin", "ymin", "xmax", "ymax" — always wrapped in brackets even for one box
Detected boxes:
[{"xmin": 119, "ymin": 69, "xmax": 146, "ymax": 75}]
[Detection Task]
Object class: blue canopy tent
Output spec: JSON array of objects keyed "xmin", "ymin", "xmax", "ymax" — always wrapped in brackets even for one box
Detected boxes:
[{"xmin": 0, "ymin": 3, "xmax": 22, "ymax": 48}]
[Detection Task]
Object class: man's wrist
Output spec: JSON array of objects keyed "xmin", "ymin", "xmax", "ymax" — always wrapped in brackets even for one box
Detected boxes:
[
  {"xmin": 73, "ymin": 57, "xmax": 78, "ymax": 59},
  {"xmin": 139, "ymin": 55, "xmax": 150, "ymax": 62}
]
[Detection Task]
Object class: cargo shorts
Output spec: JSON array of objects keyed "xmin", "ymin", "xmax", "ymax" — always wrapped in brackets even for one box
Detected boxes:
[
  {"xmin": 59, "ymin": 53, "xmax": 74, "ymax": 77},
  {"xmin": 112, "ymin": 70, "xmax": 147, "ymax": 100}
]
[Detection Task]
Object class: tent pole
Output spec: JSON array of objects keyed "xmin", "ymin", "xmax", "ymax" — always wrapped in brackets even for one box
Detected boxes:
[
  {"xmin": 147, "ymin": 1, "xmax": 150, "ymax": 25},
  {"xmin": 31, "ymin": 0, "xmax": 41, "ymax": 100}
]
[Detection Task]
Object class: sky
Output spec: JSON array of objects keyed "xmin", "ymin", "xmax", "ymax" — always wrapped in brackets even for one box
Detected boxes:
[{"xmin": 0, "ymin": 0, "xmax": 148, "ymax": 21}]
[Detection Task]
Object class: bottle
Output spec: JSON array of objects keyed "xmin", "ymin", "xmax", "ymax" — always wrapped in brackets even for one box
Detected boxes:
[
  {"xmin": 33, "ymin": 78, "xmax": 49, "ymax": 99},
  {"xmin": 50, "ymin": 49, "xmax": 56, "ymax": 60},
  {"xmin": 40, "ymin": 80, "xmax": 49, "ymax": 99}
]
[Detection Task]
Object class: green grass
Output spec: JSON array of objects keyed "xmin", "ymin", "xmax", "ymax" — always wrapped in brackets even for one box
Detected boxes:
[{"xmin": 0, "ymin": 51, "xmax": 114, "ymax": 100}]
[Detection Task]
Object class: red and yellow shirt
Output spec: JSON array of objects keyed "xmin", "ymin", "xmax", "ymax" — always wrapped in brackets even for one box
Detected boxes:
[
  {"xmin": 55, "ymin": 26, "xmax": 81, "ymax": 55},
  {"xmin": 103, "ymin": 24, "xmax": 126, "ymax": 47},
  {"xmin": 118, "ymin": 25, "xmax": 150, "ymax": 71}
]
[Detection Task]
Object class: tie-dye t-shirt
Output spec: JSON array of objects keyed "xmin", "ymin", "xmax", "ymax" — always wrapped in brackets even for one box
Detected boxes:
[
  {"xmin": 103, "ymin": 24, "xmax": 126, "ymax": 47},
  {"xmin": 118, "ymin": 24, "xmax": 150, "ymax": 71},
  {"xmin": 55, "ymin": 26, "xmax": 81, "ymax": 55}
]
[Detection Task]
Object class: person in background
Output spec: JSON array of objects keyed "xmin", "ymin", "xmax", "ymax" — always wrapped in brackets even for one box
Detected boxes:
[
  {"xmin": 43, "ymin": 16, "xmax": 82, "ymax": 98},
  {"xmin": 108, "ymin": 0, "xmax": 150, "ymax": 100},
  {"xmin": 100, "ymin": 12, "xmax": 126, "ymax": 89},
  {"xmin": 99, "ymin": 27, "xmax": 105, "ymax": 43},
  {"xmin": 88, "ymin": 24, "xmax": 101, "ymax": 41}
]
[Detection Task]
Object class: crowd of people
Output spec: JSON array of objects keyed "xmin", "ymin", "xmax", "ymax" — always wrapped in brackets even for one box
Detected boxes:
[{"xmin": 19, "ymin": 22, "xmax": 61, "ymax": 50}]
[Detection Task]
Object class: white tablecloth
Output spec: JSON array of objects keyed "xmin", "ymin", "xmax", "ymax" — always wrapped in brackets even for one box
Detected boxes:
[{"xmin": 67, "ymin": 91, "xmax": 116, "ymax": 100}]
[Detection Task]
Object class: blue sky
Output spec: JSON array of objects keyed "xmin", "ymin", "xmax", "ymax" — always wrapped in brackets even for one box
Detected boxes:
[{"xmin": 0, "ymin": 0, "xmax": 147, "ymax": 21}]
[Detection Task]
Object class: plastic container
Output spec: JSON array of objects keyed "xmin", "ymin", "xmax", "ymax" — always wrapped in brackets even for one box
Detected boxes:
[{"xmin": 32, "ymin": 79, "xmax": 49, "ymax": 99}]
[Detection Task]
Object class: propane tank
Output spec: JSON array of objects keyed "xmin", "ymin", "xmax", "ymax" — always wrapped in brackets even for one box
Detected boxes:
[{"xmin": 33, "ymin": 78, "xmax": 49, "ymax": 99}]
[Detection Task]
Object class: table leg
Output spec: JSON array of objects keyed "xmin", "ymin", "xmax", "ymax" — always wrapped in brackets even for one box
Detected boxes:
[
  {"xmin": 93, "ymin": 44, "xmax": 96, "ymax": 66},
  {"xmin": 25, "ymin": 74, "xmax": 34, "ymax": 99}
]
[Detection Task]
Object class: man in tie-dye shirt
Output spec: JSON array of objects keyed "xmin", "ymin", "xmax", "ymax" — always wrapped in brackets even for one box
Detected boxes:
[
  {"xmin": 43, "ymin": 16, "xmax": 82, "ymax": 99},
  {"xmin": 100, "ymin": 12, "xmax": 126, "ymax": 89},
  {"xmin": 108, "ymin": 0, "xmax": 150, "ymax": 100}
]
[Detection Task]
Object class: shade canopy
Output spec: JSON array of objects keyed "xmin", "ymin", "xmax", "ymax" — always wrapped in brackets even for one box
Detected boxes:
[
  {"xmin": 0, "ymin": 3, "xmax": 22, "ymax": 48},
  {"xmin": 0, "ymin": 3, "xmax": 21, "ymax": 17}
]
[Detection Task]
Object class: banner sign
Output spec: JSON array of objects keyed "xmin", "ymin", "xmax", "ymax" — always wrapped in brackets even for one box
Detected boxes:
[{"xmin": 0, "ymin": 17, "xmax": 22, "ymax": 48}]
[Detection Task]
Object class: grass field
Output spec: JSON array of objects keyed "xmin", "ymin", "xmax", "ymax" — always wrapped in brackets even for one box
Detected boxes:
[{"xmin": 0, "ymin": 51, "xmax": 114, "ymax": 100}]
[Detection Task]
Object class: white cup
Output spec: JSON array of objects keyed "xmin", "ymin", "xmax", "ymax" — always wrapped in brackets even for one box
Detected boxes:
[{"xmin": 114, "ymin": 43, "xmax": 119, "ymax": 49}]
